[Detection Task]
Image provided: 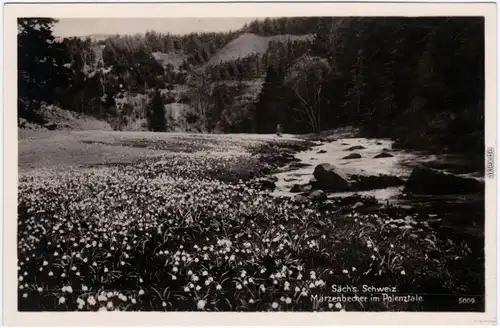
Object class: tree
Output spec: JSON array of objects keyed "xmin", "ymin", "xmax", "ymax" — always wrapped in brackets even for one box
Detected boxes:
[
  {"xmin": 18, "ymin": 18, "xmax": 70, "ymax": 123},
  {"xmin": 284, "ymin": 56, "xmax": 331, "ymax": 133},
  {"xmin": 147, "ymin": 89, "xmax": 167, "ymax": 132},
  {"xmin": 254, "ymin": 65, "xmax": 284, "ymax": 133}
]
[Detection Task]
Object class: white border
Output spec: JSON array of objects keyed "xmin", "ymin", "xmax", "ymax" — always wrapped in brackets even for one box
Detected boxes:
[{"xmin": 3, "ymin": 2, "xmax": 497, "ymax": 326}]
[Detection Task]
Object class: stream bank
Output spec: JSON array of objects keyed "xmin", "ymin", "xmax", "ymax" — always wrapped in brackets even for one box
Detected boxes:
[{"xmin": 264, "ymin": 132, "xmax": 485, "ymax": 250}]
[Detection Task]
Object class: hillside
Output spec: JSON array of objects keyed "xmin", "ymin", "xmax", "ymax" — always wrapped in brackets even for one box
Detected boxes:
[
  {"xmin": 19, "ymin": 104, "xmax": 113, "ymax": 131},
  {"xmin": 151, "ymin": 51, "xmax": 187, "ymax": 71},
  {"xmin": 207, "ymin": 33, "xmax": 314, "ymax": 65}
]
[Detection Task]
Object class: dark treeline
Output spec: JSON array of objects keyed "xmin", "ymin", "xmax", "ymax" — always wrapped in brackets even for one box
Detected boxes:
[
  {"xmin": 258, "ymin": 17, "xmax": 484, "ymax": 157},
  {"xmin": 18, "ymin": 17, "xmax": 484, "ymax": 158}
]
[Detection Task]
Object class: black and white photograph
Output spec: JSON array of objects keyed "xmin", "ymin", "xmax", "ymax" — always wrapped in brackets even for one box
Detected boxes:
[{"xmin": 7, "ymin": 2, "xmax": 496, "ymax": 322}]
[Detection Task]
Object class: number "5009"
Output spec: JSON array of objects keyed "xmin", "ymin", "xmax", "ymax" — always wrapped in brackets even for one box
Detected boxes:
[{"xmin": 458, "ymin": 298, "xmax": 476, "ymax": 304}]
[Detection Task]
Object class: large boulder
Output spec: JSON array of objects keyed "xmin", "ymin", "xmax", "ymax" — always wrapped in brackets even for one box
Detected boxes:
[
  {"xmin": 404, "ymin": 166, "xmax": 484, "ymax": 194},
  {"xmin": 313, "ymin": 163, "xmax": 351, "ymax": 191}
]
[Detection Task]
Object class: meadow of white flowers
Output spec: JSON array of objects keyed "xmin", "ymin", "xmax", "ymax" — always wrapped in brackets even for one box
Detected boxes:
[{"xmin": 17, "ymin": 136, "xmax": 479, "ymax": 311}]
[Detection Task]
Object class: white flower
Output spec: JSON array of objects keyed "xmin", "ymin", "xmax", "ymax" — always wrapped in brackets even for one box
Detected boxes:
[
  {"xmin": 162, "ymin": 301, "xmax": 167, "ymax": 307},
  {"xmin": 401, "ymin": 270, "xmax": 406, "ymax": 275},
  {"xmin": 37, "ymin": 287, "xmax": 43, "ymax": 292},
  {"xmin": 285, "ymin": 297, "xmax": 292, "ymax": 304},
  {"xmin": 271, "ymin": 302, "xmax": 279, "ymax": 309},
  {"xmin": 342, "ymin": 269, "xmax": 349, "ymax": 274},
  {"xmin": 58, "ymin": 296, "xmax": 66, "ymax": 304},
  {"xmin": 315, "ymin": 279, "xmax": 325, "ymax": 287},
  {"xmin": 43, "ymin": 261, "xmax": 48, "ymax": 266},
  {"xmin": 335, "ymin": 302, "xmax": 342, "ymax": 309},
  {"xmin": 98, "ymin": 294, "xmax": 107, "ymax": 302},
  {"xmin": 216, "ymin": 284, "xmax": 222, "ymax": 291},
  {"xmin": 352, "ymin": 267, "xmax": 357, "ymax": 272},
  {"xmin": 196, "ymin": 299, "xmax": 206, "ymax": 310},
  {"xmin": 87, "ymin": 295, "xmax": 96, "ymax": 306},
  {"xmin": 106, "ymin": 301, "xmax": 114, "ymax": 309},
  {"xmin": 184, "ymin": 286, "xmax": 190, "ymax": 292},
  {"xmin": 138, "ymin": 289, "xmax": 145, "ymax": 296},
  {"xmin": 328, "ymin": 303, "xmax": 334, "ymax": 309},
  {"xmin": 48, "ymin": 271, "xmax": 54, "ymax": 276},
  {"xmin": 82, "ymin": 285, "xmax": 88, "ymax": 292},
  {"xmin": 22, "ymin": 293, "xmax": 28, "ymax": 299},
  {"xmin": 131, "ymin": 298, "xmax": 137, "ymax": 304}
]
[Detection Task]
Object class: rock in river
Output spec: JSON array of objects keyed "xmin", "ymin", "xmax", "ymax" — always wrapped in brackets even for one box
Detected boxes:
[
  {"xmin": 290, "ymin": 183, "xmax": 312, "ymax": 193},
  {"xmin": 345, "ymin": 145, "xmax": 366, "ymax": 151},
  {"xmin": 374, "ymin": 152, "xmax": 394, "ymax": 159},
  {"xmin": 403, "ymin": 166, "xmax": 484, "ymax": 194},
  {"xmin": 342, "ymin": 153, "xmax": 362, "ymax": 160},
  {"xmin": 308, "ymin": 190, "xmax": 327, "ymax": 202},
  {"xmin": 350, "ymin": 174, "xmax": 405, "ymax": 191},
  {"xmin": 313, "ymin": 163, "xmax": 351, "ymax": 191}
]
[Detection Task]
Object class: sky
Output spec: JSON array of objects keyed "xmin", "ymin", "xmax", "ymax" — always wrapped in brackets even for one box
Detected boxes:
[{"xmin": 52, "ymin": 18, "xmax": 258, "ymax": 37}]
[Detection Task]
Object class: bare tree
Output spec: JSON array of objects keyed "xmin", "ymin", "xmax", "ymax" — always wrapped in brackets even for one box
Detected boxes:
[{"xmin": 285, "ymin": 56, "xmax": 331, "ymax": 133}]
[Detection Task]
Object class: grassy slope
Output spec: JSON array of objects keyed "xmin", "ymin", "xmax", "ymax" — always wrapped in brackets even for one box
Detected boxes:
[{"xmin": 207, "ymin": 33, "xmax": 314, "ymax": 65}]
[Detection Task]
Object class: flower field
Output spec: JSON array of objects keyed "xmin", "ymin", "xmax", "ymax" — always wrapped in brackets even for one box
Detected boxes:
[{"xmin": 17, "ymin": 133, "xmax": 484, "ymax": 311}]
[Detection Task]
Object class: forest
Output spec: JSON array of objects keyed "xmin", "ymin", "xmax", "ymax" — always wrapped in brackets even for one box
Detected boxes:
[{"xmin": 18, "ymin": 17, "xmax": 484, "ymax": 158}]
